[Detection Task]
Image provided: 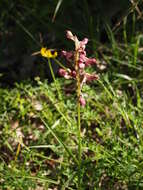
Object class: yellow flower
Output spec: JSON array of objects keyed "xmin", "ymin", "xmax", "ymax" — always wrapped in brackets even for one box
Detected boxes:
[{"xmin": 40, "ymin": 47, "xmax": 58, "ymax": 58}]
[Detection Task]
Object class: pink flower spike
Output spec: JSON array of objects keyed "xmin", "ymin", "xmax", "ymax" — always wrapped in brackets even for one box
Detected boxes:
[
  {"xmin": 79, "ymin": 96, "xmax": 86, "ymax": 107},
  {"xmin": 59, "ymin": 30, "xmax": 99, "ymax": 100}
]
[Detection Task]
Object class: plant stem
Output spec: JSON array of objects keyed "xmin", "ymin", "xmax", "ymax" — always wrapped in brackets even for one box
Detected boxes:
[
  {"xmin": 48, "ymin": 58, "xmax": 62, "ymax": 100},
  {"xmin": 77, "ymin": 100, "xmax": 81, "ymax": 189},
  {"xmin": 75, "ymin": 50, "xmax": 82, "ymax": 189}
]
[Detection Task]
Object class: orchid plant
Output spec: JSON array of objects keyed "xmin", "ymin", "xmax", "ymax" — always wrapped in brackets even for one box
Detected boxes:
[
  {"xmin": 40, "ymin": 30, "xmax": 98, "ymax": 189},
  {"xmin": 58, "ymin": 31, "xmax": 99, "ymax": 188}
]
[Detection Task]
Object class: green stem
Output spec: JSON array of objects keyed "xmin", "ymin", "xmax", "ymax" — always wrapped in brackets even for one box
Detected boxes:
[
  {"xmin": 48, "ymin": 58, "xmax": 62, "ymax": 100},
  {"xmin": 75, "ymin": 50, "xmax": 82, "ymax": 189},
  {"xmin": 54, "ymin": 58, "xmax": 68, "ymax": 70},
  {"xmin": 77, "ymin": 100, "xmax": 81, "ymax": 189}
]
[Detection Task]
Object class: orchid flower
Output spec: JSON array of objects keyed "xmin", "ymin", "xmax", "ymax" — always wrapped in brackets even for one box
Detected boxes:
[{"xmin": 59, "ymin": 30, "xmax": 99, "ymax": 106}]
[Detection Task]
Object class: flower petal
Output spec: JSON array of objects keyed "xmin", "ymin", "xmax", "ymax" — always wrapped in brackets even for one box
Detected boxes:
[
  {"xmin": 85, "ymin": 58, "xmax": 97, "ymax": 66},
  {"xmin": 85, "ymin": 73, "xmax": 99, "ymax": 81}
]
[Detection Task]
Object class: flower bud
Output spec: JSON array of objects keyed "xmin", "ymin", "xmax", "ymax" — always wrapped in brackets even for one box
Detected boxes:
[
  {"xmin": 79, "ymin": 96, "xmax": 86, "ymax": 107},
  {"xmin": 59, "ymin": 68, "xmax": 71, "ymax": 79},
  {"xmin": 66, "ymin": 30, "xmax": 74, "ymax": 41},
  {"xmin": 85, "ymin": 73, "xmax": 99, "ymax": 81},
  {"xmin": 85, "ymin": 58, "xmax": 97, "ymax": 66},
  {"xmin": 79, "ymin": 62, "xmax": 85, "ymax": 69}
]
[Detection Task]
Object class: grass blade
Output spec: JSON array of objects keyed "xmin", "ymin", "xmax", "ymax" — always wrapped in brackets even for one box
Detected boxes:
[
  {"xmin": 52, "ymin": 0, "xmax": 63, "ymax": 22},
  {"xmin": 40, "ymin": 117, "xmax": 79, "ymax": 165}
]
